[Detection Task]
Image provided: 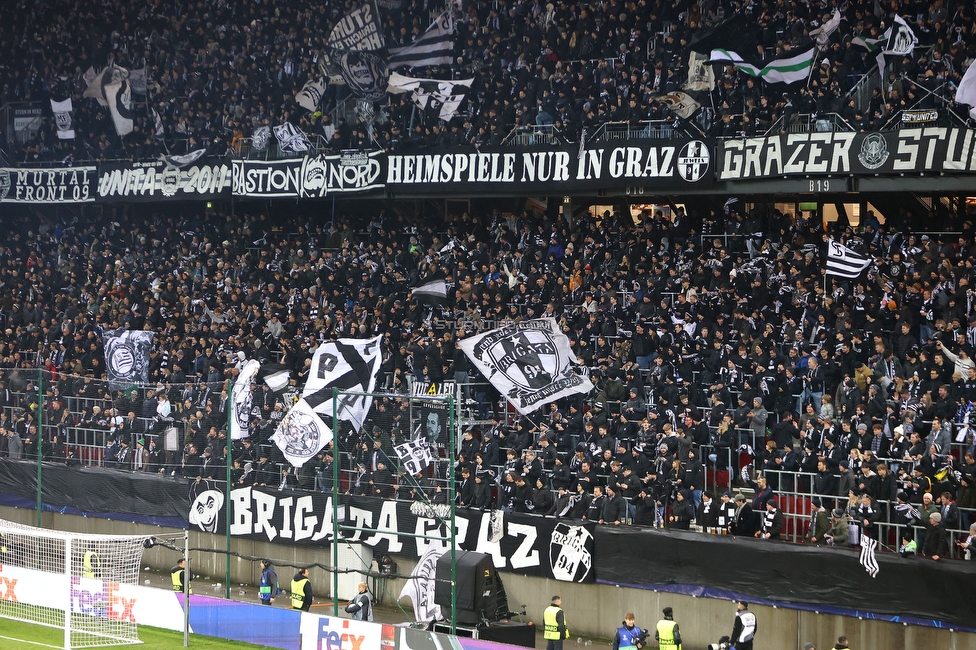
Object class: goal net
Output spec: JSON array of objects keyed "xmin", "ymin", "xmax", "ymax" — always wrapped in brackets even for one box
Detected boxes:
[{"xmin": 0, "ymin": 519, "xmax": 150, "ymax": 649}]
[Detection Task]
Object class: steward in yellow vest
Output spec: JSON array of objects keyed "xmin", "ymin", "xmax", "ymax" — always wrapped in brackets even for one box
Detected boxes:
[
  {"xmin": 655, "ymin": 607, "xmax": 682, "ymax": 650},
  {"xmin": 543, "ymin": 595, "xmax": 569, "ymax": 650},
  {"xmin": 291, "ymin": 568, "xmax": 312, "ymax": 611}
]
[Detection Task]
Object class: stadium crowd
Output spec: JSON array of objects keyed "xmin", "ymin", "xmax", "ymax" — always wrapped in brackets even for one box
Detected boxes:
[
  {"xmin": 1, "ymin": 0, "xmax": 976, "ymax": 164},
  {"xmin": 0, "ymin": 199, "xmax": 975, "ymax": 558}
]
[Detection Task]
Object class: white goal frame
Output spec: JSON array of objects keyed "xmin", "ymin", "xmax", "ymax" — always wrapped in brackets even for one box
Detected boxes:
[{"xmin": 0, "ymin": 518, "xmax": 150, "ymax": 649}]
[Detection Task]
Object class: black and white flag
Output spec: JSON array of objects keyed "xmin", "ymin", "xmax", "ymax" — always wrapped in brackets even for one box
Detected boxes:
[
  {"xmin": 297, "ymin": 77, "xmax": 327, "ymax": 112},
  {"xmin": 387, "ymin": 72, "xmax": 472, "ymax": 121},
  {"xmin": 103, "ymin": 67, "xmax": 134, "ymax": 136},
  {"xmin": 273, "ymin": 123, "xmax": 311, "ymax": 153},
  {"xmin": 163, "ymin": 148, "xmax": 207, "ymax": 168},
  {"xmin": 810, "ymin": 9, "xmax": 842, "ymax": 48},
  {"xmin": 151, "ymin": 107, "xmax": 164, "ymax": 137},
  {"xmin": 826, "ymin": 241, "xmax": 871, "ymax": 278},
  {"xmin": 458, "ymin": 318, "xmax": 593, "ymax": 415},
  {"xmin": 388, "ymin": 11, "xmax": 455, "ymax": 69},
  {"xmin": 394, "ymin": 438, "xmax": 434, "ymax": 475},
  {"xmin": 84, "ymin": 67, "xmax": 133, "ymax": 135},
  {"xmin": 302, "ymin": 335, "xmax": 382, "ymax": 432},
  {"xmin": 398, "ymin": 546, "xmax": 444, "ymax": 623},
  {"xmin": 884, "ymin": 14, "xmax": 918, "ymax": 56},
  {"xmin": 251, "ymin": 125, "xmax": 272, "ymax": 151},
  {"xmin": 271, "ymin": 398, "xmax": 334, "ymax": 468},
  {"xmin": 102, "ymin": 329, "xmax": 154, "ymax": 390},
  {"xmin": 231, "ymin": 359, "xmax": 261, "ymax": 440},
  {"xmin": 326, "ymin": 3, "xmax": 388, "ymax": 102},
  {"xmin": 411, "ymin": 275, "xmax": 449, "ymax": 303},
  {"xmin": 259, "ymin": 363, "xmax": 292, "ymax": 392},
  {"xmin": 860, "ymin": 536, "xmax": 880, "ymax": 578},
  {"xmin": 50, "ymin": 98, "xmax": 75, "ymax": 140}
]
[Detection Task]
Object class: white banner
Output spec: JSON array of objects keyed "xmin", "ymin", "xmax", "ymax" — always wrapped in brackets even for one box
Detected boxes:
[
  {"xmin": 302, "ymin": 335, "xmax": 382, "ymax": 432},
  {"xmin": 684, "ymin": 50, "xmax": 715, "ymax": 91},
  {"xmin": 397, "ymin": 545, "xmax": 444, "ymax": 623},
  {"xmin": 0, "ymin": 563, "xmax": 189, "ymax": 632},
  {"xmin": 458, "ymin": 318, "xmax": 592, "ymax": 414},
  {"xmin": 299, "ymin": 612, "xmax": 381, "ymax": 650},
  {"xmin": 271, "ymin": 398, "xmax": 334, "ymax": 469},
  {"xmin": 231, "ymin": 359, "xmax": 261, "ymax": 440},
  {"xmin": 51, "ymin": 98, "xmax": 75, "ymax": 140},
  {"xmin": 103, "ymin": 68, "xmax": 134, "ymax": 136}
]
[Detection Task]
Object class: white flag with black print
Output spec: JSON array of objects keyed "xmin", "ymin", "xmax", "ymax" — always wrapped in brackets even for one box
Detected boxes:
[
  {"xmin": 297, "ymin": 77, "xmax": 327, "ymax": 112},
  {"xmin": 884, "ymin": 14, "xmax": 918, "ymax": 56},
  {"xmin": 458, "ymin": 318, "xmax": 593, "ymax": 415},
  {"xmin": 810, "ymin": 9, "xmax": 842, "ymax": 48},
  {"xmin": 302, "ymin": 335, "xmax": 382, "ymax": 432},
  {"xmin": 826, "ymin": 240, "xmax": 871, "ymax": 278},
  {"xmin": 271, "ymin": 398, "xmax": 334, "ymax": 468},
  {"xmin": 388, "ymin": 11, "xmax": 455, "ymax": 69},
  {"xmin": 273, "ymin": 122, "xmax": 311, "ymax": 153},
  {"xmin": 387, "ymin": 72, "xmax": 472, "ymax": 121},
  {"xmin": 163, "ymin": 148, "xmax": 207, "ymax": 168},
  {"xmin": 231, "ymin": 359, "xmax": 261, "ymax": 440},
  {"xmin": 251, "ymin": 125, "xmax": 272, "ymax": 151},
  {"xmin": 860, "ymin": 535, "xmax": 880, "ymax": 578},
  {"xmin": 51, "ymin": 98, "xmax": 75, "ymax": 139},
  {"xmin": 259, "ymin": 362, "xmax": 292, "ymax": 392},
  {"xmin": 151, "ymin": 107, "xmax": 165, "ymax": 137},
  {"xmin": 411, "ymin": 273, "xmax": 448, "ymax": 304},
  {"xmin": 394, "ymin": 438, "xmax": 434, "ymax": 475},
  {"xmin": 103, "ymin": 67, "xmax": 134, "ymax": 136},
  {"xmin": 102, "ymin": 329, "xmax": 154, "ymax": 390},
  {"xmin": 398, "ymin": 545, "xmax": 444, "ymax": 623}
]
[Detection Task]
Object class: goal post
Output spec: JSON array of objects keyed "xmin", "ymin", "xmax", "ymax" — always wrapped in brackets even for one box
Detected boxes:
[{"xmin": 0, "ymin": 518, "xmax": 150, "ymax": 649}]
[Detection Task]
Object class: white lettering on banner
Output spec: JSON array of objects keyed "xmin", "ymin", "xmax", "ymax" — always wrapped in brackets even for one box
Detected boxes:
[
  {"xmin": 521, "ymin": 151, "xmax": 570, "ymax": 182},
  {"xmin": 280, "ymin": 496, "xmax": 294, "ymax": 540},
  {"xmin": 96, "ymin": 164, "xmax": 231, "ymax": 198},
  {"xmin": 506, "ymin": 522, "xmax": 540, "ymax": 569},
  {"xmin": 295, "ymin": 495, "xmax": 317, "ymax": 541},
  {"xmin": 473, "ymin": 511, "xmax": 507, "ymax": 568},
  {"xmin": 253, "ymin": 490, "xmax": 278, "ymax": 541},
  {"xmin": 363, "ymin": 501, "xmax": 404, "ymax": 553},
  {"xmin": 311, "ymin": 497, "xmax": 336, "ymax": 542},
  {"xmin": 720, "ymin": 133, "xmax": 856, "ymax": 179},
  {"xmin": 0, "ymin": 167, "xmax": 94, "ymax": 203},
  {"xmin": 347, "ymin": 506, "xmax": 373, "ymax": 542},
  {"xmin": 231, "ymin": 487, "xmax": 254, "ymax": 535},
  {"xmin": 576, "ymin": 149, "xmax": 604, "ymax": 180},
  {"xmin": 944, "ymin": 130, "xmax": 976, "ymax": 171}
]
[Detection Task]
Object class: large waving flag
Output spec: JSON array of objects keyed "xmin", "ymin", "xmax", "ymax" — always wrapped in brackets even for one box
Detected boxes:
[
  {"xmin": 708, "ymin": 43, "xmax": 816, "ymax": 86},
  {"xmin": 389, "ymin": 11, "xmax": 455, "ymax": 69},
  {"xmin": 231, "ymin": 359, "xmax": 261, "ymax": 440},
  {"xmin": 271, "ymin": 399, "xmax": 334, "ymax": 468},
  {"xmin": 303, "ymin": 335, "xmax": 383, "ymax": 432},
  {"xmin": 826, "ymin": 241, "xmax": 871, "ymax": 278},
  {"xmin": 458, "ymin": 318, "xmax": 592, "ymax": 415}
]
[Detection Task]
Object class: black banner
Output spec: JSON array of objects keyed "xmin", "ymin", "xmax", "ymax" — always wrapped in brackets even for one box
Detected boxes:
[
  {"xmin": 231, "ymin": 151, "xmax": 384, "ymax": 198},
  {"xmin": 594, "ymin": 526, "xmax": 976, "ymax": 629},
  {"xmin": 386, "ymin": 140, "xmax": 714, "ymax": 194},
  {"xmin": 0, "ymin": 459, "xmax": 189, "ymax": 522},
  {"xmin": 719, "ymin": 127, "xmax": 976, "ymax": 180},
  {"xmin": 0, "ymin": 166, "xmax": 96, "ymax": 203},
  {"xmin": 189, "ymin": 484, "xmax": 595, "ymax": 583},
  {"xmin": 96, "ymin": 159, "xmax": 232, "ymax": 201}
]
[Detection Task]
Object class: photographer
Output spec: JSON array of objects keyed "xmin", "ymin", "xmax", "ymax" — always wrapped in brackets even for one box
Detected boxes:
[{"xmin": 612, "ymin": 613, "xmax": 647, "ymax": 650}]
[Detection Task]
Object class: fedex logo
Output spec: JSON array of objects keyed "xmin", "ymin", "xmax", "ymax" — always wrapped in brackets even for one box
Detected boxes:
[
  {"xmin": 317, "ymin": 617, "xmax": 367, "ymax": 650},
  {"xmin": 0, "ymin": 565, "xmax": 17, "ymax": 602},
  {"xmin": 70, "ymin": 577, "xmax": 136, "ymax": 621}
]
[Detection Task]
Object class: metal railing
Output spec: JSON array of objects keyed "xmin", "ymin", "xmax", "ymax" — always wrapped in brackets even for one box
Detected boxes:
[
  {"xmin": 501, "ymin": 124, "xmax": 571, "ymax": 146},
  {"xmin": 590, "ymin": 119, "xmax": 681, "ymax": 141},
  {"xmin": 764, "ymin": 112, "xmax": 855, "ymax": 135}
]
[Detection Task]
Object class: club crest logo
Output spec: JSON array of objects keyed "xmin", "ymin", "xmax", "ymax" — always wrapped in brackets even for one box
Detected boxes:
[
  {"xmin": 549, "ymin": 523, "xmax": 593, "ymax": 582},
  {"xmin": 486, "ymin": 328, "xmax": 559, "ymax": 392},
  {"xmin": 189, "ymin": 489, "xmax": 224, "ymax": 533},
  {"xmin": 858, "ymin": 133, "xmax": 889, "ymax": 170},
  {"xmin": 677, "ymin": 140, "xmax": 710, "ymax": 182}
]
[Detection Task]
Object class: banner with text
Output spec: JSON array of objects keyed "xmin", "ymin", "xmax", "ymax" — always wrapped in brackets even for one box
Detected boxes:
[
  {"xmin": 386, "ymin": 140, "xmax": 714, "ymax": 194},
  {"xmin": 719, "ymin": 127, "xmax": 976, "ymax": 180},
  {"xmin": 97, "ymin": 159, "xmax": 232, "ymax": 202},
  {"xmin": 187, "ymin": 486, "xmax": 595, "ymax": 583},
  {"xmin": 0, "ymin": 167, "xmax": 96, "ymax": 203},
  {"xmin": 231, "ymin": 151, "xmax": 384, "ymax": 198}
]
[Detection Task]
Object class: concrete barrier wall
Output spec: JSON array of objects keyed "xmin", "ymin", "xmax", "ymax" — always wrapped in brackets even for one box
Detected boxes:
[{"xmin": 3, "ymin": 506, "xmax": 972, "ymax": 650}]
